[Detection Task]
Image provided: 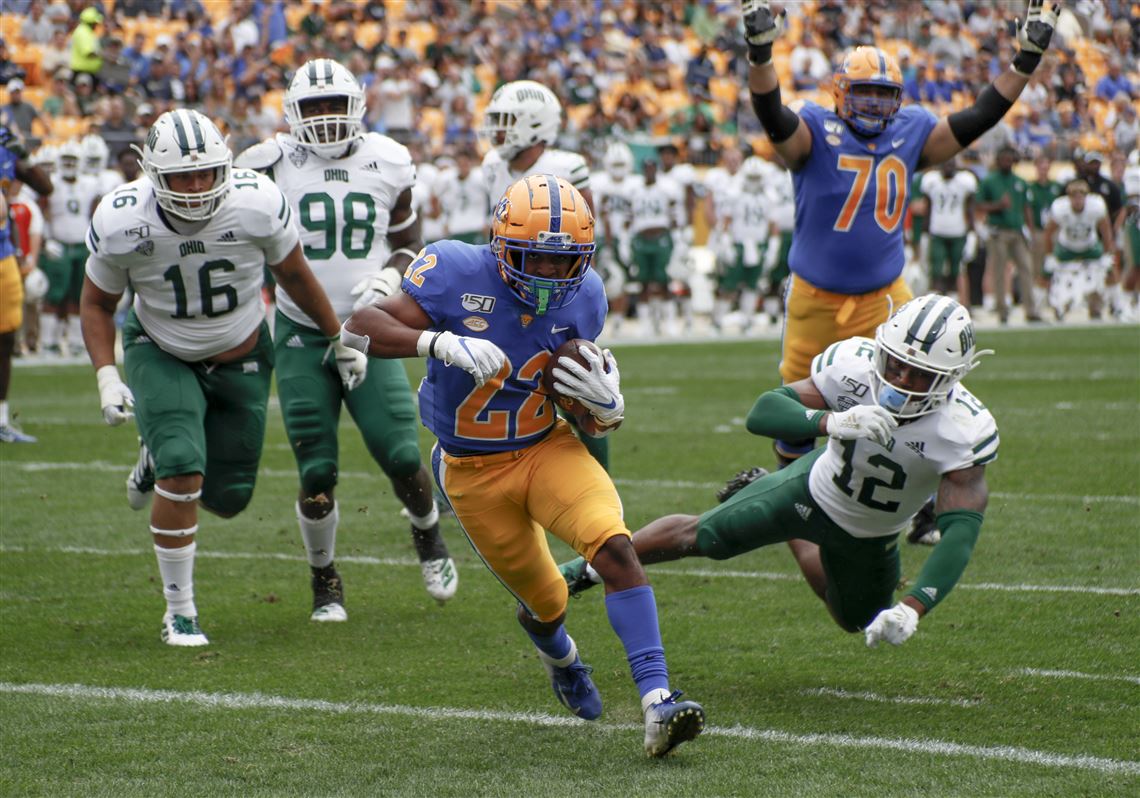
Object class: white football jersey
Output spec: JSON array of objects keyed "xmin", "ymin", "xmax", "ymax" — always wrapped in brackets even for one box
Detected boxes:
[
  {"xmin": 725, "ymin": 188, "xmax": 772, "ymax": 246},
  {"xmin": 807, "ymin": 337, "xmax": 999, "ymax": 539},
  {"xmin": 766, "ymin": 168, "xmax": 796, "ymax": 232},
  {"xmin": 47, "ymin": 175, "xmax": 102, "ymax": 243},
  {"xmin": 92, "ymin": 167, "xmax": 123, "ymax": 196},
  {"xmin": 1123, "ymin": 164, "xmax": 1140, "ymax": 200},
  {"xmin": 438, "ymin": 168, "xmax": 489, "ymax": 237},
  {"xmin": 264, "ymin": 132, "xmax": 415, "ymax": 326},
  {"xmin": 591, "ymin": 171, "xmax": 636, "ymax": 241},
  {"xmin": 415, "ymin": 160, "xmax": 446, "ymax": 244},
  {"xmin": 481, "ymin": 147, "xmax": 590, "ymax": 208},
  {"xmin": 1049, "ymin": 194, "xmax": 1108, "ymax": 254},
  {"xmin": 84, "ymin": 173, "xmax": 298, "ymax": 361},
  {"xmin": 920, "ymin": 170, "xmax": 978, "ymax": 238},
  {"xmin": 703, "ymin": 166, "xmax": 742, "ymax": 228},
  {"xmin": 628, "ymin": 175, "xmax": 683, "ymax": 235}
]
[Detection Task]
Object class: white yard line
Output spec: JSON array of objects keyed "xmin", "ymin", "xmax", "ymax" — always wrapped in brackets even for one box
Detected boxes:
[
  {"xmin": 0, "ymin": 681, "xmax": 1135, "ymax": 775},
  {"xmin": 800, "ymin": 687, "xmax": 982, "ymax": 707},
  {"xmin": 2, "ymin": 544, "xmax": 1136, "ymax": 597},
  {"xmin": 1013, "ymin": 668, "xmax": 1140, "ymax": 686}
]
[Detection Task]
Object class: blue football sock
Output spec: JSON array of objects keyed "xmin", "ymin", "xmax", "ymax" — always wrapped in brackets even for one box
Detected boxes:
[
  {"xmin": 605, "ymin": 585, "xmax": 669, "ymax": 697},
  {"xmin": 526, "ymin": 623, "xmax": 573, "ymax": 664}
]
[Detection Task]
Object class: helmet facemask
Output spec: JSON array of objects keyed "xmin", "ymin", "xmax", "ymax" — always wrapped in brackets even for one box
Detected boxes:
[
  {"xmin": 284, "ymin": 59, "xmax": 366, "ymax": 159},
  {"xmin": 494, "ymin": 231, "xmax": 594, "ymax": 314},
  {"xmin": 843, "ymin": 83, "xmax": 903, "ymax": 136}
]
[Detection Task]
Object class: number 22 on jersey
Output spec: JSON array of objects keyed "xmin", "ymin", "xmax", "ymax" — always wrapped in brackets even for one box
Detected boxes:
[{"xmin": 834, "ymin": 154, "xmax": 908, "ymax": 234}]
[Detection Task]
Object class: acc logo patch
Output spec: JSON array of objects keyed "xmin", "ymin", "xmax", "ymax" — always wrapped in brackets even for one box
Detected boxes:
[
  {"xmin": 461, "ymin": 293, "xmax": 496, "ymax": 313},
  {"xmin": 826, "ymin": 135, "xmax": 842, "ymax": 146},
  {"xmin": 462, "ymin": 316, "xmax": 489, "ymax": 332}
]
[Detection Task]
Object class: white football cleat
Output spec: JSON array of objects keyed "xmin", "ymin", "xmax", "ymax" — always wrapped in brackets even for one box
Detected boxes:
[
  {"xmin": 420, "ymin": 557, "xmax": 458, "ymax": 604},
  {"xmin": 161, "ymin": 613, "xmax": 209, "ymax": 647}
]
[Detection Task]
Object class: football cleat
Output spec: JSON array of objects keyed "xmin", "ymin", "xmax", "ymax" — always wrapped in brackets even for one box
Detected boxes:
[
  {"xmin": 0, "ymin": 423, "xmax": 37, "ymax": 443},
  {"xmin": 716, "ymin": 466, "xmax": 770, "ymax": 503},
  {"xmin": 311, "ymin": 565, "xmax": 347, "ymax": 622},
  {"xmin": 907, "ymin": 498, "xmax": 940, "ymax": 546},
  {"xmin": 545, "ymin": 654, "xmax": 602, "ymax": 720},
  {"xmin": 161, "ymin": 613, "xmax": 209, "ymax": 646},
  {"xmin": 560, "ymin": 557, "xmax": 600, "ymax": 597},
  {"xmin": 643, "ymin": 691, "xmax": 705, "ymax": 757},
  {"xmin": 420, "ymin": 557, "xmax": 458, "ymax": 604},
  {"xmin": 126, "ymin": 438, "xmax": 155, "ymax": 511}
]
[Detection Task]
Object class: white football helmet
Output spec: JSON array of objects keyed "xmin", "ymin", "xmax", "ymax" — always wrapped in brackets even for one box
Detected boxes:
[
  {"xmin": 480, "ymin": 80, "xmax": 562, "ymax": 160},
  {"xmin": 741, "ymin": 156, "xmax": 767, "ymax": 192},
  {"xmin": 32, "ymin": 145, "xmax": 58, "ymax": 174},
  {"xmin": 284, "ymin": 58, "xmax": 365, "ymax": 158},
  {"xmin": 57, "ymin": 140, "xmax": 81, "ymax": 180},
  {"xmin": 603, "ymin": 141, "xmax": 634, "ymax": 180},
  {"xmin": 872, "ymin": 295, "xmax": 993, "ymax": 419},
  {"xmin": 135, "ymin": 109, "xmax": 232, "ymax": 222},
  {"xmin": 80, "ymin": 133, "xmax": 110, "ymax": 175}
]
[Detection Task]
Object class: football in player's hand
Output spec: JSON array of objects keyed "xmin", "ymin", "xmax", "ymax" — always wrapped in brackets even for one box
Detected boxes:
[{"xmin": 541, "ymin": 338, "xmax": 623, "ymax": 437}]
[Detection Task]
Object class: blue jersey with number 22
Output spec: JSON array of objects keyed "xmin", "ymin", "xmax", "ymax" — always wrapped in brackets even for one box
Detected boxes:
[
  {"xmin": 789, "ymin": 102, "xmax": 938, "ymax": 295},
  {"xmin": 403, "ymin": 239, "xmax": 607, "ymax": 455}
]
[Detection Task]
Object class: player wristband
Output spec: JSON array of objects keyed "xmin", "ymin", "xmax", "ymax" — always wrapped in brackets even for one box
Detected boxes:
[
  {"xmin": 416, "ymin": 330, "xmax": 445, "ymax": 359},
  {"xmin": 747, "ymin": 42, "xmax": 773, "ymax": 66},
  {"xmin": 1011, "ymin": 50, "xmax": 1043, "ymax": 76}
]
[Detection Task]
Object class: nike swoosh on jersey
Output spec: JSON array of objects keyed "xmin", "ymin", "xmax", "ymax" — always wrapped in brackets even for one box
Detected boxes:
[{"xmin": 551, "ymin": 324, "xmax": 570, "ymax": 333}]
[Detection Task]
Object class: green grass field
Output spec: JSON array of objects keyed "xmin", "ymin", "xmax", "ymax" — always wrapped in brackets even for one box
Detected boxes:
[{"xmin": 1, "ymin": 326, "xmax": 1137, "ymax": 797}]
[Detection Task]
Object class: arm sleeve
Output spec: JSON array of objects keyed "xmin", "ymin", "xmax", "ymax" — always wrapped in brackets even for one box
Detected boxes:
[
  {"xmin": 745, "ymin": 385, "xmax": 828, "ymax": 440},
  {"xmin": 905, "ymin": 510, "xmax": 983, "ymax": 612}
]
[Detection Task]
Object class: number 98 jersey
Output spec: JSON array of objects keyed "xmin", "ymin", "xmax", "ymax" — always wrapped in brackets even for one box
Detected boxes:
[
  {"xmin": 266, "ymin": 132, "xmax": 416, "ymax": 326},
  {"xmin": 806, "ymin": 337, "xmax": 999, "ymax": 539},
  {"xmin": 84, "ymin": 172, "xmax": 299, "ymax": 361}
]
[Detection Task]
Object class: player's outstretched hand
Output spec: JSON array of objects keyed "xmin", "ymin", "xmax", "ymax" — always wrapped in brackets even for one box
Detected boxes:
[
  {"xmin": 330, "ymin": 339, "xmax": 368, "ymax": 391},
  {"xmin": 1017, "ymin": 0, "xmax": 1061, "ymax": 54},
  {"xmin": 741, "ymin": 0, "xmax": 787, "ymax": 65},
  {"xmin": 825, "ymin": 405, "xmax": 897, "ymax": 447},
  {"xmin": 865, "ymin": 602, "xmax": 920, "ymax": 648},
  {"xmin": 551, "ymin": 345, "xmax": 625, "ymax": 426}
]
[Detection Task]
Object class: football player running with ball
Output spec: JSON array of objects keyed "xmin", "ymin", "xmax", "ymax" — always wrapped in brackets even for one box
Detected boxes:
[
  {"xmin": 740, "ymin": 0, "xmax": 1057, "ymax": 547},
  {"xmin": 341, "ymin": 175, "xmax": 705, "ymax": 758},
  {"xmin": 236, "ymin": 59, "xmax": 457, "ymax": 621},
  {"xmin": 563, "ymin": 295, "xmax": 997, "ymax": 649},
  {"xmin": 80, "ymin": 110, "xmax": 365, "ymax": 646}
]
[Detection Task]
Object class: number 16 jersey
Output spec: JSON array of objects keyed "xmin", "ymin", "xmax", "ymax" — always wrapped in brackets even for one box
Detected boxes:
[{"xmin": 84, "ymin": 172, "xmax": 298, "ymax": 362}]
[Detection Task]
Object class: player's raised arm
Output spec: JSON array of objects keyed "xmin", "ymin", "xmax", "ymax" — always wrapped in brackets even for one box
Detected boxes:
[
  {"xmin": 920, "ymin": 1, "xmax": 1062, "ymax": 169},
  {"xmin": 742, "ymin": 1, "xmax": 811, "ymax": 168}
]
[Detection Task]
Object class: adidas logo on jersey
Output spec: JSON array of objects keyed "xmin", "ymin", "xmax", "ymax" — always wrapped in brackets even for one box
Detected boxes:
[
  {"xmin": 795, "ymin": 503, "xmax": 812, "ymax": 520},
  {"xmin": 217, "ymin": 230, "xmax": 237, "ymax": 242},
  {"xmin": 906, "ymin": 441, "xmax": 926, "ymax": 458},
  {"xmin": 285, "ymin": 334, "xmax": 304, "ymax": 348},
  {"xmin": 363, "ymin": 161, "xmax": 382, "ymax": 172}
]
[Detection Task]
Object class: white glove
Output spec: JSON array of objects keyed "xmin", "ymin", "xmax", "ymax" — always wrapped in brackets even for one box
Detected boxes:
[
  {"xmin": 324, "ymin": 338, "xmax": 368, "ymax": 391},
  {"xmin": 825, "ymin": 404, "xmax": 897, "ymax": 447},
  {"xmin": 550, "ymin": 345, "xmax": 625, "ymax": 426},
  {"xmin": 1043, "ymin": 254, "xmax": 1059, "ymax": 276},
  {"xmin": 764, "ymin": 234, "xmax": 780, "ymax": 271},
  {"xmin": 963, "ymin": 231, "xmax": 978, "ymax": 262},
  {"xmin": 1098, "ymin": 253, "xmax": 1116, "ymax": 273},
  {"xmin": 617, "ymin": 236, "xmax": 632, "ymax": 266},
  {"xmin": 96, "ymin": 364, "xmax": 134, "ymax": 426},
  {"xmin": 417, "ymin": 330, "xmax": 506, "ymax": 387},
  {"xmin": 350, "ymin": 267, "xmax": 404, "ymax": 312},
  {"xmin": 44, "ymin": 239, "xmax": 64, "ymax": 259},
  {"xmin": 865, "ymin": 602, "xmax": 920, "ymax": 648}
]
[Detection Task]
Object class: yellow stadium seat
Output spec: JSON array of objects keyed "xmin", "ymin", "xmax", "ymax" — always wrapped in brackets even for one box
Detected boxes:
[
  {"xmin": 285, "ymin": 2, "xmax": 311, "ymax": 30},
  {"xmin": 50, "ymin": 116, "xmax": 88, "ymax": 140}
]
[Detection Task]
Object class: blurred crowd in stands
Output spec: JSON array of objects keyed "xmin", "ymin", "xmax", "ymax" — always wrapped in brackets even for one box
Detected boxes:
[{"xmin": 2, "ymin": 0, "xmax": 1137, "ymax": 169}]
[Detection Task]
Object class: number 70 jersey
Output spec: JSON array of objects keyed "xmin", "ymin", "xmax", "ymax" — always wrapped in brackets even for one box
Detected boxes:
[
  {"xmin": 790, "ymin": 102, "xmax": 938, "ymax": 295},
  {"xmin": 84, "ymin": 172, "xmax": 299, "ymax": 362},
  {"xmin": 807, "ymin": 337, "xmax": 999, "ymax": 539}
]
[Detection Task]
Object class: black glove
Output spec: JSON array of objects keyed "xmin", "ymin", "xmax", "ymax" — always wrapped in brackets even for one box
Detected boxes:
[
  {"xmin": 0, "ymin": 124, "xmax": 28, "ymax": 160},
  {"xmin": 1011, "ymin": 0, "xmax": 1061, "ymax": 75},
  {"xmin": 716, "ymin": 466, "xmax": 770, "ymax": 503},
  {"xmin": 741, "ymin": 0, "xmax": 786, "ymax": 66}
]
